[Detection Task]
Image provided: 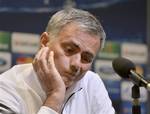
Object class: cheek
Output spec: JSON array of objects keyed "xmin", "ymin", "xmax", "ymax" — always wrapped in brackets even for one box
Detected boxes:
[
  {"xmin": 50, "ymin": 45, "xmax": 65, "ymax": 66},
  {"xmin": 74, "ymin": 64, "xmax": 91, "ymax": 81},
  {"xmin": 75, "ymin": 64, "xmax": 91, "ymax": 81},
  {"xmin": 54, "ymin": 52, "xmax": 69, "ymax": 71},
  {"xmin": 82, "ymin": 64, "xmax": 92, "ymax": 72}
]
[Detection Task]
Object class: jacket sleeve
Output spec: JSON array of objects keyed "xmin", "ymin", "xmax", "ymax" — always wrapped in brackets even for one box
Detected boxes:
[
  {"xmin": 0, "ymin": 103, "xmax": 17, "ymax": 114},
  {"xmin": 0, "ymin": 80, "xmax": 59, "ymax": 114},
  {"xmin": 0, "ymin": 82, "xmax": 21, "ymax": 114},
  {"xmin": 37, "ymin": 106, "xmax": 58, "ymax": 114}
]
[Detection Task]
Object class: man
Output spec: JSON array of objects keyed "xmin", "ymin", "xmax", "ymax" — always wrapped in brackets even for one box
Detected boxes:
[{"xmin": 0, "ymin": 8, "xmax": 115, "ymax": 114}]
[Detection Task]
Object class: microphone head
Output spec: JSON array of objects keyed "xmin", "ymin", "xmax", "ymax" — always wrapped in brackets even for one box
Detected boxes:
[{"xmin": 112, "ymin": 57, "xmax": 135, "ymax": 78}]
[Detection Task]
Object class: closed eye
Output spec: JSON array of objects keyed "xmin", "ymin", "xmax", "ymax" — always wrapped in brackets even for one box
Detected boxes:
[
  {"xmin": 81, "ymin": 52, "xmax": 93, "ymax": 63},
  {"xmin": 64, "ymin": 46, "xmax": 74, "ymax": 54},
  {"xmin": 61, "ymin": 43, "xmax": 79, "ymax": 56}
]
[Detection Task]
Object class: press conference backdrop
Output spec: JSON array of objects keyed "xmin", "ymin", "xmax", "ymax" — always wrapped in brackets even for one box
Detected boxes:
[{"xmin": 0, "ymin": 0, "xmax": 148, "ymax": 114}]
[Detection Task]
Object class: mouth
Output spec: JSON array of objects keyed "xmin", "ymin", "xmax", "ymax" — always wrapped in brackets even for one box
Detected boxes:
[
  {"xmin": 61, "ymin": 76, "xmax": 74, "ymax": 88},
  {"xmin": 61, "ymin": 72, "xmax": 77, "ymax": 86},
  {"xmin": 63, "ymin": 72, "xmax": 76, "ymax": 80}
]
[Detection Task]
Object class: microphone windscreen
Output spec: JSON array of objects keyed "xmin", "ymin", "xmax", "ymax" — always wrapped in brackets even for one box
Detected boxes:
[{"xmin": 112, "ymin": 57, "xmax": 135, "ymax": 78}]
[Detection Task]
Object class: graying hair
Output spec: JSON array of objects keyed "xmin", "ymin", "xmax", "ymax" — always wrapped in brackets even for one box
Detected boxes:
[{"xmin": 46, "ymin": 8, "xmax": 106, "ymax": 49}]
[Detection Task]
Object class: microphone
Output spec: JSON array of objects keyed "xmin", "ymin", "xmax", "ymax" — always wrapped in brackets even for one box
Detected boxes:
[{"xmin": 112, "ymin": 57, "xmax": 150, "ymax": 91}]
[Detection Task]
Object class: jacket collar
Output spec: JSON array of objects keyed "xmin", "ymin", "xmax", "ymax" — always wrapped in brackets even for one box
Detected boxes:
[{"xmin": 65, "ymin": 77, "xmax": 84, "ymax": 101}]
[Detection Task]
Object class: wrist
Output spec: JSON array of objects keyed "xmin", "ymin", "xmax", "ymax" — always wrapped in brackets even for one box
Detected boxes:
[{"xmin": 44, "ymin": 91, "xmax": 65, "ymax": 112}]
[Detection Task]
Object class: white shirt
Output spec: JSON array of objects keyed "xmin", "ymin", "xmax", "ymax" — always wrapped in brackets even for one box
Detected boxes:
[{"xmin": 0, "ymin": 64, "xmax": 115, "ymax": 114}]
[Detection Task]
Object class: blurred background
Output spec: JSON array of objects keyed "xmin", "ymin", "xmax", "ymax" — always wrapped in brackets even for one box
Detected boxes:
[{"xmin": 0, "ymin": 0, "xmax": 149, "ymax": 114}]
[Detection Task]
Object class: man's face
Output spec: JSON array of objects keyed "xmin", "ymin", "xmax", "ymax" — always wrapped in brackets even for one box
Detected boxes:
[{"xmin": 47, "ymin": 23, "xmax": 101, "ymax": 88}]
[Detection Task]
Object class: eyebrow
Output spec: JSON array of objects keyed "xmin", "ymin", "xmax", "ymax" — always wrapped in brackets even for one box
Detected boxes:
[{"xmin": 61, "ymin": 41, "xmax": 79, "ymax": 49}]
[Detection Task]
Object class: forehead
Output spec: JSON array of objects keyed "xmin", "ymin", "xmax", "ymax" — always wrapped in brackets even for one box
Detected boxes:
[{"xmin": 57, "ymin": 22, "xmax": 100, "ymax": 54}]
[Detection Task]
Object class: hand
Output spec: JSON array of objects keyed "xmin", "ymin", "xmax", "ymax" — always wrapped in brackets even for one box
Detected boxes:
[{"xmin": 32, "ymin": 46, "xmax": 66, "ymax": 112}]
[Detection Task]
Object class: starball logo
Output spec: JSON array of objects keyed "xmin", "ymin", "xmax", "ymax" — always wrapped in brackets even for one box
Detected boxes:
[{"xmin": 11, "ymin": 32, "xmax": 40, "ymax": 54}]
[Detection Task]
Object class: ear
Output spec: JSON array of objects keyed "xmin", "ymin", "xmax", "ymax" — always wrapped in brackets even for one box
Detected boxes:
[{"xmin": 40, "ymin": 32, "xmax": 49, "ymax": 47}]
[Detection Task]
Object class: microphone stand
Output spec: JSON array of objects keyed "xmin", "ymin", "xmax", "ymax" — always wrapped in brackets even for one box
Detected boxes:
[{"xmin": 132, "ymin": 84, "xmax": 141, "ymax": 114}]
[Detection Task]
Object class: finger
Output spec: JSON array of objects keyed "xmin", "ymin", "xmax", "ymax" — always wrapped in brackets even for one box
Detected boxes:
[
  {"xmin": 33, "ymin": 47, "xmax": 50, "ymax": 88},
  {"xmin": 33, "ymin": 47, "xmax": 44, "ymax": 65},
  {"xmin": 39, "ymin": 47, "xmax": 51, "ymax": 73},
  {"xmin": 48, "ymin": 51, "xmax": 55, "ymax": 68},
  {"xmin": 33, "ymin": 47, "xmax": 46, "ymax": 72},
  {"xmin": 36, "ymin": 46, "xmax": 45, "ymax": 60},
  {"xmin": 46, "ymin": 51, "xmax": 57, "ymax": 74},
  {"xmin": 47, "ymin": 51, "xmax": 60, "ymax": 76},
  {"xmin": 36, "ymin": 67, "xmax": 48, "ymax": 91}
]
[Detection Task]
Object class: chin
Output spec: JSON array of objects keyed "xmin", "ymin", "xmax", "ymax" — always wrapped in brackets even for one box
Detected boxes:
[
  {"xmin": 65, "ymin": 82, "xmax": 73, "ymax": 88},
  {"xmin": 64, "ymin": 80, "xmax": 75, "ymax": 88}
]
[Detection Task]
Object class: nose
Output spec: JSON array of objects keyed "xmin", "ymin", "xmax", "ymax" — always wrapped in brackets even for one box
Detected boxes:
[{"xmin": 70, "ymin": 54, "xmax": 81, "ymax": 75}]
